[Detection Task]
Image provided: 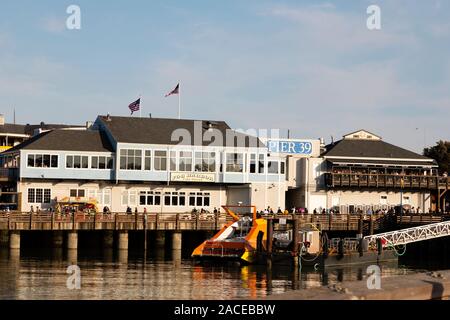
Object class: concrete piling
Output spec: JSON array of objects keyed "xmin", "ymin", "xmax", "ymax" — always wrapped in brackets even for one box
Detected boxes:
[
  {"xmin": 67, "ymin": 231, "xmax": 78, "ymax": 250},
  {"xmin": 118, "ymin": 230, "xmax": 128, "ymax": 250},
  {"xmin": 9, "ymin": 231, "xmax": 20, "ymax": 250},
  {"xmin": 172, "ymin": 231, "xmax": 182, "ymax": 250}
]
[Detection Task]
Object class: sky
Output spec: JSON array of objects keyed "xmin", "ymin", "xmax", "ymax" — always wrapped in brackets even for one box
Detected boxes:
[{"xmin": 0, "ymin": 0, "xmax": 449, "ymax": 153}]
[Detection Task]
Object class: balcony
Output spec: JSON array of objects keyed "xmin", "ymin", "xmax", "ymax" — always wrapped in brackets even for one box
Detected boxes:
[
  {"xmin": 0, "ymin": 168, "xmax": 19, "ymax": 182},
  {"xmin": 325, "ymin": 173, "xmax": 450, "ymax": 190}
]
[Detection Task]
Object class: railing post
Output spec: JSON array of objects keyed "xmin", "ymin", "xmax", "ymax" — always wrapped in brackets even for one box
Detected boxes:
[
  {"xmin": 29, "ymin": 212, "xmax": 33, "ymax": 230},
  {"xmin": 175, "ymin": 213, "xmax": 179, "ymax": 230},
  {"xmin": 215, "ymin": 212, "xmax": 219, "ymax": 230},
  {"xmin": 72, "ymin": 212, "xmax": 76, "ymax": 231},
  {"xmin": 196, "ymin": 213, "xmax": 200, "ymax": 230},
  {"xmin": 93, "ymin": 212, "xmax": 97, "ymax": 230},
  {"xmin": 155, "ymin": 212, "xmax": 159, "ymax": 230},
  {"xmin": 135, "ymin": 213, "xmax": 138, "ymax": 230},
  {"xmin": 329, "ymin": 213, "xmax": 332, "ymax": 230},
  {"xmin": 347, "ymin": 214, "xmax": 350, "ymax": 231},
  {"xmin": 114, "ymin": 212, "xmax": 118, "ymax": 230},
  {"xmin": 51, "ymin": 212, "xmax": 55, "ymax": 230}
]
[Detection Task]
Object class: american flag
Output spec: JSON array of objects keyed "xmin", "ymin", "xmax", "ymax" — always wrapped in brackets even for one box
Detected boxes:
[
  {"xmin": 128, "ymin": 98, "xmax": 141, "ymax": 115},
  {"xmin": 165, "ymin": 83, "xmax": 179, "ymax": 97}
]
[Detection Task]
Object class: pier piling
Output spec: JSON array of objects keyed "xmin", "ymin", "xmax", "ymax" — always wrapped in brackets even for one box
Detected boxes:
[
  {"xmin": 118, "ymin": 230, "xmax": 129, "ymax": 250},
  {"xmin": 53, "ymin": 231, "xmax": 64, "ymax": 248},
  {"xmin": 172, "ymin": 231, "xmax": 182, "ymax": 250},
  {"xmin": 9, "ymin": 230, "xmax": 20, "ymax": 250},
  {"xmin": 103, "ymin": 230, "xmax": 114, "ymax": 248},
  {"xmin": 0, "ymin": 230, "xmax": 9, "ymax": 248},
  {"xmin": 67, "ymin": 231, "xmax": 78, "ymax": 250}
]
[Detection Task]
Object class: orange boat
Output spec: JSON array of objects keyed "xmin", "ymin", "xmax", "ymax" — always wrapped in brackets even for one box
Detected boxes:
[{"xmin": 191, "ymin": 205, "xmax": 267, "ymax": 264}]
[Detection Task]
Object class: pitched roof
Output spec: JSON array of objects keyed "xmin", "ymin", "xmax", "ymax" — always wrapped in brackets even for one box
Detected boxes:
[
  {"xmin": 5, "ymin": 130, "xmax": 114, "ymax": 153},
  {"xmin": 323, "ymin": 139, "xmax": 432, "ymax": 161},
  {"xmin": 97, "ymin": 115, "xmax": 265, "ymax": 148},
  {"xmin": 0, "ymin": 124, "xmax": 27, "ymax": 135}
]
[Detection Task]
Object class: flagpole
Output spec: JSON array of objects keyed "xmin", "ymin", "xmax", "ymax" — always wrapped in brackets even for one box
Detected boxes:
[
  {"xmin": 139, "ymin": 94, "xmax": 142, "ymax": 118},
  {"xmin": 178, "ymin": 81, "xmax": 181, "ymax": 119}
]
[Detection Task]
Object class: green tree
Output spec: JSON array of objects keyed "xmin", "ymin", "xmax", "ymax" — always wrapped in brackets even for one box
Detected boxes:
[{"xmin": 424, "ymin": 141, "xmax": 450, "ymax": 174}]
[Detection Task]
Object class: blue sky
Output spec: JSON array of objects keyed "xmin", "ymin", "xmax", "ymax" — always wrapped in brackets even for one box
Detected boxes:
[{"xmin": 1, "ymin": 0, "xmax": 449, "ymax": 152}]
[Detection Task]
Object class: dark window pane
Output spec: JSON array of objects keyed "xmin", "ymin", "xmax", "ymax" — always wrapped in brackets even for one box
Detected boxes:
[
  {"xmin": 78, "ymin": 190, "xmax": 85, "ymax": 197},
  {"xmin": 204, "ymin": 196, "xmax": 210, "ymax": 206},
  {"xmin": 82, "ymin": 157, "xmax": 88, "ymax": 168},
  {"xmin": 120, "ymin": 157, "xmax": 127, "ymax": 169},
  {"xmin": 51, "ymin": 155, "xmax": 58, "ymax": 168},
  {"xmin": 189, "ymin": 196, "xmax": 195, "ymax": 206},
  {"xmin": 70, "ymin": 189, "xmax": 77, "ymax": 197},
  {"xmin": 67, "ymin": 156, "xmax": 73, "ymax": 168},
  {"xmin": 107, "ymin": 157, "xmax": 113, "ymax": 169},
  {"xmin": 43, "ymin": 155, "xmax": 51, "ymax": 167},
  {"xmin": 154, "ymin": 196, "xmax": 161, "ymax": 206},
  {"xmin": 92, "ymin": 157, "xmax": 98, "ymax": 169},
  {"xmin": 179, "ymin": 196, "xmax": 185, "ymax": 206},
  {"xmin": 140, "ymin": 196, "xmax": 146, "ymax": 205},
  {"xmin": 164, "ymin": 195, "xmax": 171, "ymax": 206},
  {"xmin": 99, "ymin": 157, "xmax": 106, "ymax": 169},
  {"xmin": 36, "ymin": 155, "xmax": 43, "ymax": 167},
  {"xmin": 196, "ymin": 197, "xmax": 202, "ymax": 207},
  {"xmin": 28, "ymin": 155, "xmax": 34, "ymax": 167},
  {"xmin": 172, "ymin": 196, "xmax": 178, "ymax": 206}
]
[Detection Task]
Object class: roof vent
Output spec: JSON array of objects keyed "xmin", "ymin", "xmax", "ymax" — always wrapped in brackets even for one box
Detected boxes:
[{"xmin": 106, "ymin": 114, "xmax": 112, "ymax": 121}]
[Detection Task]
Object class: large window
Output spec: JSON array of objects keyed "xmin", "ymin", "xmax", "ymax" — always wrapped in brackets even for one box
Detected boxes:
[
  {"xmin": 144, "ymin": 150, "xmax": 152, "ymax": 170},
  {"xmin": 154, "ymin": 151, "xmax": 167, "ymax": 171},
  {"xmin": 249, "ymin": 154, "xmax": 256, "ymax": 173},
  {"xmin": 88, "ymin": 189, "xmax": 112, "ymax": 206},
  {"xmin": 226, "ymin": 153, "xmax": 244, "ymax": 173},
  {"xmin": 28, "ymin": 188, "xmax": 51, "ymax": 204},
  {"xmin": 66, "ymin": 155, "xmax": 89, "ymax": 169},
  {"xmin": 170, "ymin": 151, "xmax": 177, "ymax": 171},
  {"xmin": 164, "ymin": 192, "xmax": 186, "ymax": 206},
  {"xmin": 188, "ymin": 192, "xmax": 210, "ymax": 207},
  {"xmin": 27, "ymin": 154, "xmax": 58, "ymax": 168},
  {"xmin": 91, "ymin": 156, "xmax": 113, "ymax": 169},
  {"xmin": 121, "ymin": 190, "xmax": 137, "ymax": 206},
  {"xmin": 258, "ymin": 154, "xmax": 265, "ymax": 174},
  {"xmin": 195, "ymin": 152, "xmax": 216, "ymax": 172},
  {"xmin": 139, "ymin": 191, "xmax": 161, "ymax": 206},
  {"xmin": 267, "ymin": 161, "xmax": 279, "ymax": 174},
  {"xmin": 70, "ymin": 189, "xmax": 85, "ymax": 197},
  {"xmin": 178, "ymin": 151, "xmax": 192, "ymax": 172},
  {"xmin": 120, "ymin": 149, "xmax": 142, "ymax": 170}
]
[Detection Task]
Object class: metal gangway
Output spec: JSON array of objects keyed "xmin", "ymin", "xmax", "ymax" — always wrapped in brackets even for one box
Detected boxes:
[{"xmin": 364, "ymin": 220, "xmax": 450, "ymax": 248}]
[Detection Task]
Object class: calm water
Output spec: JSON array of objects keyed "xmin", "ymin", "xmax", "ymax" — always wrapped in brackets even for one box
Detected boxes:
[{"xmin": 0, "ymin": 246, "xmax": 442, "ymax": 300}]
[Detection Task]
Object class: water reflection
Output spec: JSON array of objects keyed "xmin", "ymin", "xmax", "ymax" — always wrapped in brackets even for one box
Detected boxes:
[{"xmin": 0, "ymin": 247, "xmax": 445, "ymax": 300}]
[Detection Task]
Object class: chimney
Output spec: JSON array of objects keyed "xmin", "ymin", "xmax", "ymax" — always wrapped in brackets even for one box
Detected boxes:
[{"xmin": 0, "ymin": 114, "xmax": 4, "ymax": 126}]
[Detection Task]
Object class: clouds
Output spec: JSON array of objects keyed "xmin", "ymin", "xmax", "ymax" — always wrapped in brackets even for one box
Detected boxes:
[{"xmin": 0, "ymin": 1, "xmax": 449, "ymax": 153}]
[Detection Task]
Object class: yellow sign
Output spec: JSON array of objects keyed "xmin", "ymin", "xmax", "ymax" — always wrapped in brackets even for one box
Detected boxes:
[{"xmin": 171, "ymin": 172, "xmax": 215, "ymax": 182}]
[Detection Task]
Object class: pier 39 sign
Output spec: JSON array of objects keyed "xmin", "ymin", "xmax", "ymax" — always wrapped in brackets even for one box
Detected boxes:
[
  {"xmin": 267, "ymin": 140, "xmax": 313, "ymax": 155},
  {"xmin": 171, "ymin": 172, "xmax": 215, "ymax": 183}
]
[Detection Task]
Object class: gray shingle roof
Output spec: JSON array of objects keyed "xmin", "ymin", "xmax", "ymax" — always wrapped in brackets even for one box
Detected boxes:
[
  {"xmin": 323, "ymin": 139, "xmax": 432, "ymax": 161},
  {"xmin": 5, "ymin": 130, "xmax": 113, "ymax": 153},
  {"xmin": 0, "ymin": 124, "xmax": 27, "ymax": 135},
  {"xmin": 97, "ymin": 115, "xmax": 265, "ymax": 148}
]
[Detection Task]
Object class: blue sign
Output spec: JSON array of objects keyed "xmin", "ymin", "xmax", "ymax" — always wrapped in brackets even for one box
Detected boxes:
[{"xmin": 267, "ymin": 140, "xmax": 313, "ymax": 155}]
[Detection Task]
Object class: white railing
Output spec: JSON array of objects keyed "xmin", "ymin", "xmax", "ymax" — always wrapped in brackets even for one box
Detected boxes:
[{"xmin": 364, "ymin": 220, "xmax": 450, "ymax": 248}]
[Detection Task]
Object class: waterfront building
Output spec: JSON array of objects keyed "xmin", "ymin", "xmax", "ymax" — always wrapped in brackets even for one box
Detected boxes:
[
  {"xmin": 0, "ymin": 115, "xmax": 440, "ymax": 214},
  {"xmin": 0, "ymin": 115, "xmax": 287, "ymax": 212},
  {"xmin": 312, "ymin": 130, "xmax": 437, "ymax": 213}
]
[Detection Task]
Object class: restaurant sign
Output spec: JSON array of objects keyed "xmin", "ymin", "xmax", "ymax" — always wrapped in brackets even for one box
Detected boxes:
[{"xmin": 170, "ymin": 172, "xmax": 216, "ymax": 183}]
